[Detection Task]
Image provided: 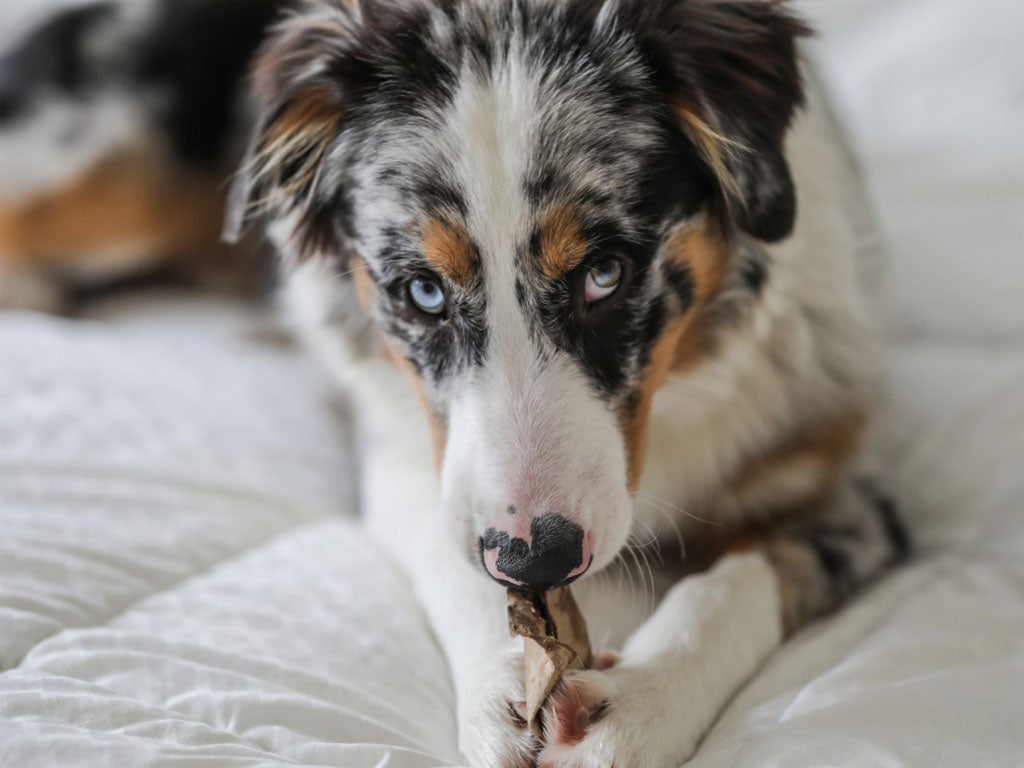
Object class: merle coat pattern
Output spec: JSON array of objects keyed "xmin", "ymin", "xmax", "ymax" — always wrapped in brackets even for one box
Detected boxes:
[{"xmin": 228, "ymin": 2, "xmax": 909, "ymax": 766}]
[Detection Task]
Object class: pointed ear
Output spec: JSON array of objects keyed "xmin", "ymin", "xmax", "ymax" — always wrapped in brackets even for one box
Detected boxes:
[
  {"xmin": 649, "ymin": 0, "xmax": 810, "ymax": 242},
  {"xmin": 223, "ymin": 10, "xmax": 352, "ymax": 255}
]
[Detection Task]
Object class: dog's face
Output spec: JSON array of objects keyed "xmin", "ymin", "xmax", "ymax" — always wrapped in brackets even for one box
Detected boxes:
[{"xmin": 230, "ymin": 0, "xmax": 806, "ymax": 590}]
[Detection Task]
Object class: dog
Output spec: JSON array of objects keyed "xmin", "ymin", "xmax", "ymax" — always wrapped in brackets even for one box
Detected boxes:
[
  {"xmin": 2, "ymin": 0, "xmax": 910, "ymax": 765},
  {"xmin": 224, "ymin": 1, "xmax": 910, "ymax": 766},
  {"xmin": 0, "ymin": 0, "xmax": 289, "ymax": 310}
]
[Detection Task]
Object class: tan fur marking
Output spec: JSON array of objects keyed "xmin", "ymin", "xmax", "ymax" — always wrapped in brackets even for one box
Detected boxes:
[
  {"xmin": 351, "ymin": 252, "xmax": 447, "ymax": 464},
  {"xmin": 669, "ymin": 94, "xmax": 742, "ymax": 202},
  {"xmin": 248, "ymin": 88, "xmax": 340, "ymax": 215},
  {"xmin": 729, "ymin": 412, "xmax": 867, "ymax": 514},
  {"xmin": 688, "ymin": 413, "xmax": 869, "ymax": 634},
  {"xmin": 669, "ymin": 218, "xmax": 730, "ymax": 371},
  {"xmin": 763, "ymin": 538, "xmax": 818, "ymax": 636},
  {"xmin": 350, "ymin": 254, "xmax": 378, "ymax": 311},
  {"xmin": 620, "ymin": 219, "xmax": 730, "ymax": 489},
  {"xmin": 422, "ymin": 216, "xmax": 478, "ymax": 288},
  {"xmin": 353, "ymin": 248, "xmax": 447, "ymax": 468},
  {"xmin": 705, "ymin": 412, "xmax": 868, "ymax": 582},
  {"xmin": 347, "ymin": 251, "xmax": 447, "ymax": 463},
  {"xmin": 665, "ymin": 216, "xmax": 729, "ymax": 308},
  {"xmin": 381, "ymin": 339, "xmax": 448, "ymax": 470},
  {"xmin": 622, "ymin": 315, "xmax": 689, "ymax": 492},
  {"xmin": 538, "ymin": 204, "xmax": 588, "ymax": 280},
  {"xmin": 0, "ymin": 147, "xmax": 225, "ymax": 273}
]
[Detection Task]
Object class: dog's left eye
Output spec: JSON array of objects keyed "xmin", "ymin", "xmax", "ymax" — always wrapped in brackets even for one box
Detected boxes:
[{"xmin": 584, "ymin": 259, "xmax": 623, "ymax": 303}]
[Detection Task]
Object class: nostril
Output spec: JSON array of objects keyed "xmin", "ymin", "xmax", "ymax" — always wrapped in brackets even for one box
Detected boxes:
[{"xmin": 479, "ymin": 513, "xmax": 592, "ymax": 591}]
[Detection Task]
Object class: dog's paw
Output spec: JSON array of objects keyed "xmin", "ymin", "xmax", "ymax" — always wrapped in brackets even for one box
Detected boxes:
[
  {"xmin": 458, "ymin": 650, "xmax": 539, "ymax": 768},
  {"xmin": 537, "ymin": 666, "xmax": 696, "ymax": 768}
]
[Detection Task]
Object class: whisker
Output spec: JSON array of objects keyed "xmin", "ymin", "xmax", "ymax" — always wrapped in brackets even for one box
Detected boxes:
[
  {"xmin": 628, "ymin": 516, "xmax": 660, "ymax": 551},
  {"xmin": 333, "ymin": 261, "xmax": 372, "ymax": 280},
  {"xmin": 615, "ymin": 547, "xmax": 637, "ymax": 598},
  {"xmin": 636, "ymin": 490, "xmax": 722, "ymax": 529},
  {"xmin": 640, "ymin": 547, "xmax": 657, "ymax": 615}
]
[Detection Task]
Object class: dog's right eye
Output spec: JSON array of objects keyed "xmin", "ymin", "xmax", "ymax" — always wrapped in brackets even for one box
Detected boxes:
[{"xmin": 408, "ymin": 276, "xmax": 447, "ymax": 316}]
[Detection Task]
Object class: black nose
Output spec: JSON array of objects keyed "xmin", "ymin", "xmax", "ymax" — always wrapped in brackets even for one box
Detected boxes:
[{"xmin": 479, "ymin": 513, "xmax": 591, "ymax": 591}]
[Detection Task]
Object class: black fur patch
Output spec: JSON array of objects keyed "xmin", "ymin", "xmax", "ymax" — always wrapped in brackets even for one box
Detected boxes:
[
  {"xmin": 624, "ymin": 0, "xmax": 810, "ymax": 241},
  {"xmin": 0, "ymin": 2, "xmax": 116, "ymax": 124},
  {"xmin": 806, "ymin": 524, "xmax": 860, "ymax": 601},
  {"xmin": 135, "ymin": 0, "xmax": 287, "ymax": 167},
  {"xmin": 857, "ymin": 479, "xmax": 912, "ymax": 562}
]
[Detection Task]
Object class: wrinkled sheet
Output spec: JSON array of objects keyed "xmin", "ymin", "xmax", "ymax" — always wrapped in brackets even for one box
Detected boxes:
[{"xmin": 3, "ymin": 1, "xmax": 1024, "ymax": 766}]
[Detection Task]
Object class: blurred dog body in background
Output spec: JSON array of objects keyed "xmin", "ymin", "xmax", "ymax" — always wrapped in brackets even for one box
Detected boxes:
[{"xmin": 0, "ymin": 0, "xmax": 287, "ymax": 309}]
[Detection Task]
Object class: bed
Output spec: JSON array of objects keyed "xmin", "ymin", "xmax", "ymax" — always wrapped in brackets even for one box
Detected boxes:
[{"xmin": 2, "ymin": 1, "xmax": 1023, "ymax": 765}]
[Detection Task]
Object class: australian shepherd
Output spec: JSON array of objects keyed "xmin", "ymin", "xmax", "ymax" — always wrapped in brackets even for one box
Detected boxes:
[{"xmin": 3, "ymin": 2, "xmax": 910, "ymax": 766}]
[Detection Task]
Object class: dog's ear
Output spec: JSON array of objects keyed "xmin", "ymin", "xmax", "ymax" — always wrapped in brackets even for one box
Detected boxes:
[
  {"xmin": 642, "ymin": 0, "xmax": 810, "ymax": 242},
  {"xmin": 223, "ymin": 7, "xmax": 355, "ymax": 256}
]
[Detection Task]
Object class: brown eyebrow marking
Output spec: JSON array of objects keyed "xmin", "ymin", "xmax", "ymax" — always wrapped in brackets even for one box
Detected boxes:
[
  {"xmin": 538, "ymin": 203, "xmax": 588, "ymax": 280},
  {"xmin": 422, "ymin": 215, "xmax": 479, "ymax": 288}
]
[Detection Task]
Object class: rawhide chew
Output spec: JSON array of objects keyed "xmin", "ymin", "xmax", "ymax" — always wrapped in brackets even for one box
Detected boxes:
[{"xmin": 507, "ymin": 586, "xmax": 593, "ymax": 739}]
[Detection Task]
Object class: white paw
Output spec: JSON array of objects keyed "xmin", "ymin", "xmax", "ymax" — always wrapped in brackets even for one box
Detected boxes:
[
  {"xmin": 458, "ymin": 649, "xmax": 539, "ymax": 768},
  {"xmin": 537, "ymin": 666, "xmax": 698, "ymax": 768}
]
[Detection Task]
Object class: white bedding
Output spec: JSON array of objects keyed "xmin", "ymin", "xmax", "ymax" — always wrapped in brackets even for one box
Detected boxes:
[{"xmin": 3, "ymin": 1, "xmax": 1024, "ymax": 766}]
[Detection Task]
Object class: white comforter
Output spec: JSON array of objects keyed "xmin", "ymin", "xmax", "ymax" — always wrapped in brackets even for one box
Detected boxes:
[{"xmin": 2, "ymin": 1, "xmax": 1023, "ymax": 766}]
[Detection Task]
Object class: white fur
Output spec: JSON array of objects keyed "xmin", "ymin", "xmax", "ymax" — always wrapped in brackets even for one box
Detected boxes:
[{"xmin": 433, "ymin": 51, "xmax": 634, "ymax": 566}]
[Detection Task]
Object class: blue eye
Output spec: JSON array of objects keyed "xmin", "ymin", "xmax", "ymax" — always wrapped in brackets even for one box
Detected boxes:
[
  {"xmin": 409, "ymin": 276, "xmax": 446, "ymax": 315},
  {"xmin": 584, "ymin": 259, "xmax": 623, "ymax": 303}
]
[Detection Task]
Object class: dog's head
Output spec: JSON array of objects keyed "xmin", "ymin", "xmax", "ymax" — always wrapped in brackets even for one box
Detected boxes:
[{"xmin": 229, "ymin": 0, "xmax": 807, "ymax": 590}]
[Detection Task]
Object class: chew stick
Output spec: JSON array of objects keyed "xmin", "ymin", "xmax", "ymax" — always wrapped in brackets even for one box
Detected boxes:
[{"xmin": 507, "ymin": 586, "xmax": 592, "ymax": 739}]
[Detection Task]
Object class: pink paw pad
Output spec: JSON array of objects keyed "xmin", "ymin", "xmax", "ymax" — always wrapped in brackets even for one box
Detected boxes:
[
  {"xmin": 595, "ymin": 651, "xmax": 620, "ymax": 670},
  {"xmin": 544, "ymin": 678, "xmax": 609, "ymax": 748}
]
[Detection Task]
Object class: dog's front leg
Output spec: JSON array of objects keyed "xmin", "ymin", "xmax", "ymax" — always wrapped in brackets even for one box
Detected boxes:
[
  {"xmin": 538, "ymin": 479, "xmax": 909, "ymax": 768},
  {"xmin": 537, "ymin": 552, "xmax": 782, "ymax": 768},
  {"xmin": 349, "ymin": 358, "xmax": 538, "ymax": 768}
]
